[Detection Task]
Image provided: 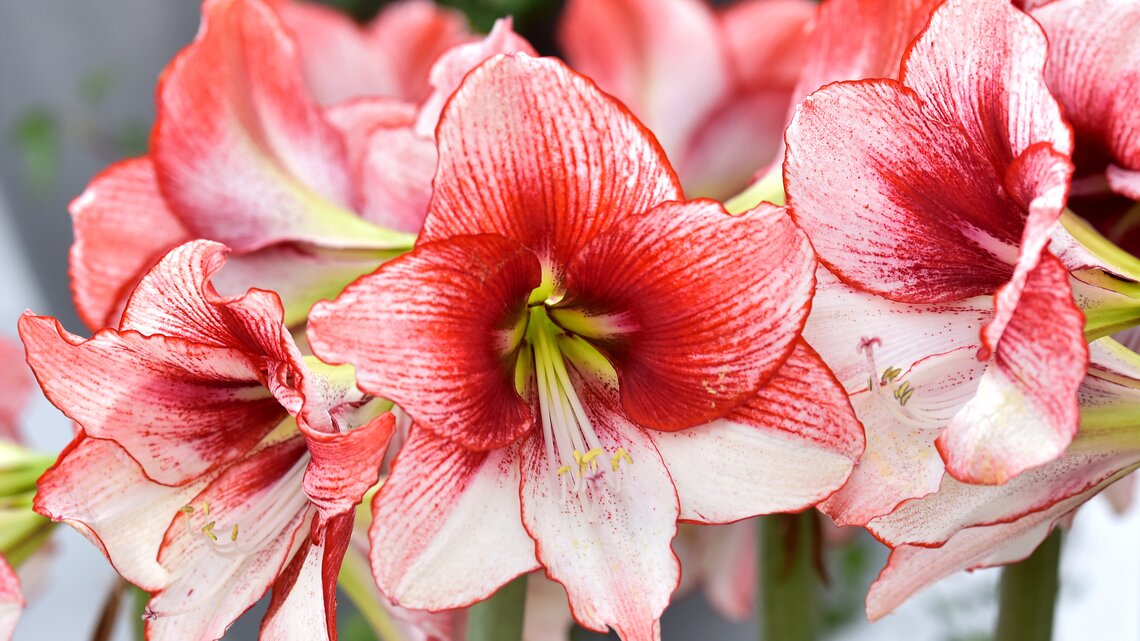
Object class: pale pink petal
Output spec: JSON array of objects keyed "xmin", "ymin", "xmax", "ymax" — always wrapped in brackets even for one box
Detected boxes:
[
  {"xmin": 938, "ymin": 254, "xmax": 1087, "ymax": 484},
  {"xmin": 651, "ymin": 341, "xmax": 862, "ymax": 523},
  {"xmin": 370, "ymin": 428, "xmax": 539, "ymax": 609},
  {"xmin": 523, "ymin": 576, "xmax": 575, "ymax": 641},
  {"xmin": 68, "ymin": 157, "xmax": 192, "ymax": 330},
  {"xmin": 357, "ymin": 124, "xmax": 437, "ymax": 233},
  {"xmin": 33, "ymin": 435, "xmax": 206, "ymax": 591},
  {"xmin": 558, "ymin": 0, "xmax": 729, "ymax": 159},
  {"xmin": 365, "ymin": 0, "xmax": 474, "ymax": 104},
  {"xmin": 153, "ymin": 0, "xmax": 399, "ymax": 252},
  {"xmin": 820, "ymin": 348, "xmax": 984, "ymax": 526},
  {"xmin": 1106, "ymin": 164, "xmax": 1140, "ymax": 201},
  {"xmin": 414, "ymin": 18, "xmax": 536, "ymax": 137},
  {"xmin": 420, "ymin": 54, "xmax": 681, "ymax": 269},
  {"xmin": 694, "ymin": 521, "xmax": 756, "ymax": 621},
  {"xmin": 0, "ymin": 557, "xmax": 20, "ymax": 641},
  {"xmin": 0, "ymin": 339, "xmax": 32, "ymax": 441}
]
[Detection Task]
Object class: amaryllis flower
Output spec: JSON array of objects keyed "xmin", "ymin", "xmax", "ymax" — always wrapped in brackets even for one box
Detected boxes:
[
  {"xmin": 23, "ymin": 241, "xmax": 394, "ymax": 640},
  {"xmin": 861, "ymin": 336, "xmax": 1140, "ymax": 618},
  {"xmin": 786, "ymin": 0, "xmax": 1084, "ymax": 488},
  {"xmin": 559, "ymin": 0, "xmax": 815, "ymax": 199},
  {"xmin": 70, "ymin": 0, "xmax": 421, "ymax": 330},
  {"xmin": 307, "ymin": 53, "xmax": 863, "ymax": 641},
  {"xmin": 1026, "ymin": 0, "xmax": 1140, "ymax": 253},
  {"xmin": 269, "ymin": 0, "xmax": 474, "ymax": 106},
  {"xmin": 0, "ymin": 558, "xmax": 19, "ymax": 641}
]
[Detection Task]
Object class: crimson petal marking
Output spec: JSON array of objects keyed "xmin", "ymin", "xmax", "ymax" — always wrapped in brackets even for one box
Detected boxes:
[
  {"xmin": 652, "ymin": 341, "xmax": 862, "ymax": 523},
  {"xmin": 33, "ymin": 435, "xmax": 206, "ymax": 592},
  {"xmin": 414, "ymin": 18, "xmax": 536, "ymax": 138},
  {"xmin": 1032, "ymin": 0, "xmax": 1140, "ymax": 181},
  {"xmin": 0, "ymin": 556, "xmax": 20, "ymax": 641},
  {"xmin": 519, "ymin": 389, "xmax": 678, "ymax": 641},
  {"xmin": 938, "ymin": 254, "xmax": 1087, "ymax": 484},
  {"xmin": 153, "ymin": 0, "xmax": 373, "ymax": 253},
  {"xmin": 558, "ymin": 0, "xmax": 729, "ymax": 160},
  {"xmin": 150, "ymin": 439, "xmax": 311, "ymax": 641},
  {"xmin": 0, "ymin": 339, "xmax": 32, "ymax": 441},
  {"xmin": 561, "ymin": 201, "xmax": 813, "ymax": 430},
  {"xmin": 370, "ymin": 428, "xmax": 539, "ymax": 610},
  {"xmin": 68, "ymin": 157, "xmax": 192, "ymax": 330},
  {"xmin": 300, "ymin": 412, "xmax": 394, "ymax": 523},
  {"xmin": 308, "ymin": 235, "xmax": 540, "ymax": 451},
  {"xmin": 420, "ymin": 55, "xmax": 681, "ymax": 270}
]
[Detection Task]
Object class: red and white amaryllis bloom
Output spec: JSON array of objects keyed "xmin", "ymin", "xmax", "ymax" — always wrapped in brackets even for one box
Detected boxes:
[
  {"xmin": 861, "ymin": 336, "xmax": 1140, "ymax": 618},
  {"xmin": 786, "ymin": 0, "xmax": 1084, "ymax": 491},
  {"xmin": 70, "ymin": 0, "xmax": 425, "ymax": 330},
  {"xmin": 0, "ymin": 558, "xmax": 19, "ymax": 641},
  {"xmin": 308, "ymin": 54, "xmax": 863, "ymax": 641},
  {"xmin": 559, "ymin": 0, "xmax": 815, "ymax": 199},
  {"xmin": 23, "ymin": 241, "xmax": 394, "ymax": 640}
]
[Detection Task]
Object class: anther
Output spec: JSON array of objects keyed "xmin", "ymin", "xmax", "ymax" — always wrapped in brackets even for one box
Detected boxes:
[{"xmin": 201, "ymin": 521, "xmax": 218, "ymax": 542}]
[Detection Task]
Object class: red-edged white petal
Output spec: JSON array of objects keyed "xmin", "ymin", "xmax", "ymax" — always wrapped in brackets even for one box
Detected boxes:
[
  {"xmin": 819, "ymin": 348, "xmax": 984, "ymax": 526},
  {"xmin": 1032, "ymin": 0, "xmax": 1140, "ymax": 184},
  {"xmin": 300, "ymin": 411, "xmax": 394, "ymax": 522},
  {"xmin": 419, "ymin": 54, "xmax": 682, "ymax": 270},
  {"xmin": 33, "ymin": 435, "xmax": 206, "ymax": 591},
  {"xmin": 558, "ymin": 0, "xmax": 729, "ymax": 159},
  {"xmin": 791, "ymin": 0, "xmax": 938, "ymax": 102},
  {"xmin": 260, "ymin": 513, "xmax": 353, "ymax": 641},
  {"xmin": 370, "ymin": 428, "xmax": 539, "ymax": 609},
  {"xmin": 559, "ymin": 201, "xmax": 813, "ymax": 430},
  {"xmin": 519, "ymin": 381, "xmax": 679, "ymax": 641},
  {"xmin": 309, "ymin": 235, "xmax": 540, "ymax": 450},
  {"xmin": 149, "ymin": 439, "xmax": 311, "ymax": 641},
  {"xmin": 153, "ymin": 0, "xmax": 393, "ymax": 253},
  {"xmin": 68, "ymin": 157, "xmax": 192, "ymax": 330},
  {"xmin": 365, "ymin": 0, "xmax": 473, "ymax": 104},
  {"xmin": 414, "ymin": 18, "xmax": 536, "ymax": 137},
  {"xmin": 937, "ymin": 254, "xmax": 1087, "ymax": 484},
  {"xmin": 0, "ymin": 339, "xmax": 32, "ymax": 441},
  {"xmin": 651, "ymin": 341, "xmax": 862, "ymax": 523},
  {"xmin": 20, "ymin": 314, "xmax": 288, "ymax": 485},
  {"xmin": 0, "ymin": 556, "xmax": 20, "ymax": 641}
]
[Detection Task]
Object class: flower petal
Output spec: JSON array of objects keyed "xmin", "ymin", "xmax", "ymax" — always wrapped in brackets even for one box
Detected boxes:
[
  {"xmin": 365, "ymin": 0, "xmax": 473, "ymax": 104},
  {"xmin": 68, "ymin": 157, "xmax": 192, "ymax": 330},
  {"xmin": 419, "ymin": 54, "xmax": 681, "ymax": 270},
  {"xmin": 519, "ymin": 391, "xmax": 679, "ymax": 641},
  {"xmin": 33, "ymin": 434, "xmax": 205, "ymax": 591},
  {"xmin": 370, "ymin": 428, "xmax": 539, "ymax": 609},
  {"xmin": 937, "ymin": 254, "xmax": 1087, "ymax": 484},
  {"xmin": 1106, "ymin": 164, "xmax": 1140, "ymax": 201},
  {"xmin": 0, "ymin": 339, "xmax": 32, "ymax": 442},
  {"xmin": 153, "ymin": 0, "xmax": 399, "ymax": 252},
  {"xmin": 308, "ymin": 235, "xmax": 540, "ymax": 450},
  {"xmin": 560, "ymin": 201, "xmax": 814, "ymax": 430},
  {"xmin": 357, "ymin": 124, "xmax": 437, "ymax": 233},
  {"xmin": 651, "ymin": 340, "xmax": 862, "ymax": 522},
  {"xmin": 300, "ymin": 411, "xmax": 394, "ymax": 522},
  {"xmin": 558, "ymin": 0, "xmax": 729, "ymax": 160},
  {"xmin": 149, "ymin": 439, "xmax": 311, "ymax": 641},
  {"xmin": 0, "ymin": 556, "xmax": 20, "ymax": 641}
]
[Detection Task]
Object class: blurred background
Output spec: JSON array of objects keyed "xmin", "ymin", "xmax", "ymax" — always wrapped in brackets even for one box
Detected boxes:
[{"xmin": 0, "ymin": 1, "xmax": 1137, "ymax": 640}]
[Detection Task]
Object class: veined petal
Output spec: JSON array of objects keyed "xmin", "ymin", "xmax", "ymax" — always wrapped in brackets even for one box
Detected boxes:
[
  {"xmin": 33, "ymin": 435, "xmax": 206, "ymax": 591},
  {"xmin": 652, "ymin": 341, "xmax": 862, "ymax": 523},
  {"xmin": 519, "ymin": 383, "xmax": 679, "ymax": 641},
  {"xmin": 20, "ymin": 314, "xmax": 287, "ymax": 486},
  {"xmin": 308, "ymin": 235, "xmax": 540, "ymax": 450},
  {"xmin": 153, "ymin": 0, "xmax": 399, "ymax": 252},
  {"xmin": 149, "ymin": 439, "xmax": 311, "ymax": 641},
  {"xmin": 300, "ymin": 412, "xmax": 394, "ymax": 523},
  {"xmin": 560, "ymin": 201, "xmax": 813, "ymax": 430},
  {"xmin": 558, "ymin": 0, "xmax": 729, "ymax": 159},
  {"xmin": 260, "ymin": 513, "xmax": 353, "ymax": 641},
  {"xmin": 365, "ymin": 0, "xmax": 474, "ymax": 104},
  {"xmin": 419, "ymin": 54, "xmax": 682, "ymax": 270},
  {"xmin": 0, "ymin": 556, "xmax": 20, "ymax": 641},
  {"xmin": 938, "ymin": 254, "xmax": 1087, "ymax": 484},
  {"xmin": 819, "ymin": 348, "xmax": 984, "ymax": 526},
  {"xmin": 68, "ymin": 157, "xmax": 192, "ymax": 330},
  {"xmin": 1031, "ymin": 0, "xmax": 1140, "ymax": 180},
  {"xmin": 414, "ymin": 18, "xmax": 537, "ymax": 138},
  {"xmin": 370, "ymin": 428, "xmax": 539, "ymax": 609}
]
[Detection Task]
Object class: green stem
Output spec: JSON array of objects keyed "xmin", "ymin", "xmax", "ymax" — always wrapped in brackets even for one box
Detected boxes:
[
  {"xmin": 466, "ymin": 574, "xmax": 528, "ymax": 641},
  {"xmin": 995, "ymin": 529, "xmax": 1062, "ymax": 641},
  {"xmin": 757, "ymin": 512, "xmax": 820, "ymax": 641}
]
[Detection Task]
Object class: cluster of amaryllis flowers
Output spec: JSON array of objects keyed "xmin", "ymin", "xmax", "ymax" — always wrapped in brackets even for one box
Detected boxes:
[{"xmin": 7, "ymin": 0, "xmax": 1140, "ymax": 639}]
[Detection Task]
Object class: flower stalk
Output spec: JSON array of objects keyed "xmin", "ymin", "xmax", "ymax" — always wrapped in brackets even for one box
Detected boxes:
[
  {"xmin": 757, "ymin": 511, "xmax": 820, "ymax": 641},
  {"xmin": 466, "ymin": 574, "xmax": 528, "ymax": 641},
  {"xmin": 995, "ymin": 529, "xmax": 1062, "ymax": 641}
]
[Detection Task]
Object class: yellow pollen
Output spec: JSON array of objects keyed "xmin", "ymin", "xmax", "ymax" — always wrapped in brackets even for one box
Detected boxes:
[
  {"xmin": 201, "ymin": 501, "xmax": 211, "ymax": 516},
  {"xmin": 611, "ymin": 448, "xmax": 633, "ymax": 472},
  {"xmin": 557, "ymin": 465, "xmax": 573, "ymax": 476},
  {"xmin": 881, "ymin": 367, "xmax": 902, "ymax": 384},
  {"xmin": 580, "ymin": 448, "xmax": 603, "ymax": 467},
  {"xmin": 179, "ymin": 505, "xmax": 195, "ymax": 514},
  {"xmin": 893, "ymin": 381, "xmax": 912, "ymax": 400},
  {"xmin": 231, "ymin": 524, "xmax": 239, "ymax": 542},
  {"xmin": 201, "ymin": 521, "xmax": 218, "ymax": 542}
]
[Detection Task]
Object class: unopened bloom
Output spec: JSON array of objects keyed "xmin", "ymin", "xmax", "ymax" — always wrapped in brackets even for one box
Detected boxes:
[
  {"xmin": 24, "ymin": 241, "xmax": 394, "ymax": 640},
  {"xmin": 308, "ymin": 53, "xmax": 863, "ymax": 641}
]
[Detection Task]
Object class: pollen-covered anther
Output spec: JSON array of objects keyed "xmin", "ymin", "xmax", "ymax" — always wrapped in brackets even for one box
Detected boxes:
[
  {"xmin": 611, "ymin": 447, "xmax": 633, "ymax": 472},
  {"xmin": 201, "ymin": 521, "xmax": 218, "ymax": 542}
]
